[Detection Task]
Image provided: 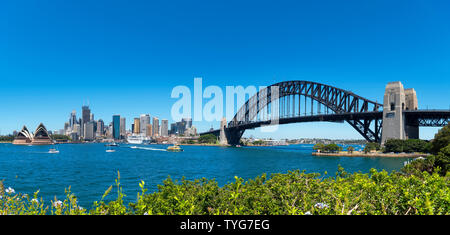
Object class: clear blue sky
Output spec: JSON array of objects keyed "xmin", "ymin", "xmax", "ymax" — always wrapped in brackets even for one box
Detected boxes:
[{"xmin": 1, "ymin": 0, "xmax": 449, "ymax": 139}]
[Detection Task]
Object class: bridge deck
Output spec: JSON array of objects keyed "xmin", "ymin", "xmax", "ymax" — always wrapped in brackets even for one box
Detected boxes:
[{"xmin": 200, "ymin": 109, "xmax": 450, "ymax": 136}]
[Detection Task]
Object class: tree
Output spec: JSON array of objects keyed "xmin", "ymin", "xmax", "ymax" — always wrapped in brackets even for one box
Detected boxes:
[
  {"xmin": 347, "ymin": 146, "xmax": 355, "ymax": 153},
  {"xmin": 198, "ymin": 134, "xmax": 217, "ymax": 144},
  {"xmin": 364, "ymin": 142, "xmax": 380, "ymax": 153},
  {"xmin": 323, "ymin": 144, "xmax": 342, "ymax": 153},
  {"xmin": 313, "ymin": 143, "xmax": 325, "ymax": 152},
  {"xmin": 430, "ymin": 124, "xmax": 450, "ymax": 154}
]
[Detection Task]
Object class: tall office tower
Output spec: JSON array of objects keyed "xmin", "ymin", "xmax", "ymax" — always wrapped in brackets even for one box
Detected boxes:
[
  {"xmin": 84, "ymin": 121, "xmax": 95, "ymax": 141},
  {"xmin": 146, "ymin": 124, "xmax": 153, "ymax": 137},
  {"xmin": 120, "ymin": 117, "xmax": 126, "ymax": 138},
  {"xmin": 176, "ymin": 121, "xmax": 186, "ymax": 135},
  {"xmin": 182, "ymin": 117, "xmax": 192, "ymax": 129},
  {"xmin": 90, "ymin": 113, "xmax": 94, "ymax": 122},
  {"xmin": 112, "ymin": 115, "xmax": 121, "ymax": 140},
  {"xmin": 133, "ymin": 118, "xmax": 140, "ymax": 134},
  {"xmin": 152, "ymin": 117, "xmax": 159, "ymax": 137},
  {"xmin": 170, "ymin": 123, "xmax": 177, "ymax": 135},
  {"xmin": 161, "ymin": 119, "xmax": 169, "ymax": 137},
  {"xmin": 64, "ymin": 122, "xmax": 70, "ymax": 135},
  {"xmin": 69, "ymin": 110, "xmax": 77, "ymax": 129},
  {"xmin": 97, "ymin": 119, "xmax": 104, "ymax": 136},
  {"xmin": 82, "ymin": 106, "xmax": 91, "ymax": 124},
  {"xmin": 139, "ymin": 114, "xmax": 150, "ymax": 135}
]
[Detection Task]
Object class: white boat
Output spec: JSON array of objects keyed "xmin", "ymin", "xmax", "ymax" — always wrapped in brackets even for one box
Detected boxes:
[
  {"xmin": 127, "ymin": 134, "xmax": 151, "ymax": 145},
  {"xmin": 106, "ymin": 146, "xmax": 115, "ymax": 153},
  {"xmin": 48, "ymin": 146, "xmax": 59, "ymax": 154}
]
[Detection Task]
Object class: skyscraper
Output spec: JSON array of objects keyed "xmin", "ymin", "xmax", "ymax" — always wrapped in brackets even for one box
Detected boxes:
[
  {"xmin": 140, "ymin": 114, "xmax": 150, "ymax": 135},
  {"xmin": 112, "ymin": 115, "xmax": 121, "ymax": 140},
  {"xmin": 152, "ymin": 117, "xmax": 159, "ymax": 137},
  {"xmin": 182, "ymin": 117, "xmax": 192, "ymax": 129},
  {"xmin": 97, "ymin": 119, "xmax": 104, "ymax": 136},
  {"xmin": 120, "ymin": 117, "xmax": 126, "ymax": 138},
  {"xmin": 84, "ymin": 121, "xmax": 95, "ymax": 141},
  {"xmin": 69, "ymin": 110, "xmax": 77, "ymax": 129},
  {"xmin": 161, "ymin": 119, "xmax": 168, "ymax": 137},
  {"xmin": 146, "ymin": 124, "xmax": 153, "ymax": 137},
  {"xmin": 82, "ymin": 106, "xmax": 91, "ymax": 124},
  {"xmin": 133, "ymin": 118, "xmax": 140, "ymax": 134}
]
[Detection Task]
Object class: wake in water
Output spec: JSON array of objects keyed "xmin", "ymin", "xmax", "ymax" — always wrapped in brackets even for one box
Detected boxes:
[{"xmin": 129, "ymin": 146, "xmax": 167, "ymax": 152}]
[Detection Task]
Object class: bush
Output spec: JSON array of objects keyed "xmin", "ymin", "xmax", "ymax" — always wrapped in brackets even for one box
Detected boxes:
[
  {"xmin": 1, "ymin": 168, "xmax": 449, "ymax": 215},
  {"xmin": 364, "ymin": 142, "xmax": 381, "ymax": 153},
  {"xmin": 198, "ymin": 134, "xmax": 217, "ymax": 144},
  {"xmin": 431, "ymin": 124, "xmax": 450, "ymax": 154},
  {"xmin": 384, "ymin": 139, "xmax": 430, "ymax": 153}
]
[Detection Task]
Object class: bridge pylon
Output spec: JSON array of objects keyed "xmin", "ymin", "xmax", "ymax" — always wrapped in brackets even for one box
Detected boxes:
[
  {"xmin": 381, "ymin": 81, "xmax": 419, "ymax": 144},
  {"xmin": 219, "ymin": 117, "xmax": 228, "ymax": 145}
]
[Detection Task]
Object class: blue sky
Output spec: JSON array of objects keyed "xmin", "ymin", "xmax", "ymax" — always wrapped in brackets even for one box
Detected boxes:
[{"xmin": 1, "ymin": 0, "xmax": 449, "ymax": 139}]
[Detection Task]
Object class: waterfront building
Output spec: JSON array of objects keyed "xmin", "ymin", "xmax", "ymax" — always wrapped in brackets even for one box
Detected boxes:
[
  {"xmin": 185, "ymin": 126, "xmax": 197, "ymax": 136},
  {"xmin": 31, "ymin": 123, "xmax": 53, "ymax": 145},
  {"xmin": 112, "ymin": 115, "xmax": 121, "ymax": 140},
  {"xmin": 176, "ymin": 121, "xmax": 186, "ymax": 135},
  {"xmin": 120, "ymin": 117, "xmax": 126, "ymax": 138},
  {"xmin": 82, "ymin": 106, "xmax": 91, "ymax": 124},
  {"xmin": 97, "ymin": 119, "xmax": 104, "ymax": 136},
  {"xmin": 69, "ymin": 110, "xmax": 77, "ymax": 129},
  {"xmin": 182, "ymin": 117, "xmax": 192, "ymax": 129},
  {"xmin": 152, "ymin": 117, "xmax": 159, "ymax": 137},
  {"xmin": 170, "ymin": 123, "xmax": 177, "ymax": 135},
  {"xmin": 12, "ymin": 126, "xmax": 33, "ymax": 145},
  {"xmin": 133, "ymin": 118, "xmax": 140, "ymax": 134},
  {"xmin": 13, "ymin": 124, "xmax": 53, "ymax": 145},
  {"xmin": 146, "ymin": 124, "xmax": 153, "ymax": 137},
  {"xmin": 64, "ymin": 122, "xmax": 70, "ymax": 135},
  {"xmin": 161, "ymin": 119, "xmax": 169, "ymax": 137},
  {"xmin": 140, "ymin": 114, "xmax": 150, "ymax": 135},
  {"xmin": 84, "ymin": 121, "xmax": 95, "ymax": 141}
]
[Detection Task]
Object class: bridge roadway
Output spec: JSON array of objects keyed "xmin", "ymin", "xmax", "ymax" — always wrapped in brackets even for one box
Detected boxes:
[{"xmin": 201, "ymin": 109, "xmax": 450, "ymax": 136}]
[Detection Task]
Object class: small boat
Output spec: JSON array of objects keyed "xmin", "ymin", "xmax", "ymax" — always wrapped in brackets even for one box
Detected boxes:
[
  {"xmin": 105, "ymin": 142, "xmax": 119, "ymax": 147},
  {"xmin": 167, "ymin": 145, "xmax": 183, "ymax": 152},
  {"xmin": 130, "ymin": 146, "xmax": 138, "ymax": 149},
  {"xmin": 106, "ymin": 146, "xmax": 115, "ymax": 153},
  {"xmin": 48, "ymin": 147, "xmax": 59, "ymax": 154}
]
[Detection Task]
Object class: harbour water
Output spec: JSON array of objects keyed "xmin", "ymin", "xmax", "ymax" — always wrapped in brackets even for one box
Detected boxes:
[{"xmin": 0, "ymin": 143, "xmax": 410, "ymax": 209}]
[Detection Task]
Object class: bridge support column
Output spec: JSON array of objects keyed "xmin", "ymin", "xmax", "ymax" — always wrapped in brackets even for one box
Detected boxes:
[
  {"xmin": 381, "ymin": 82, "xmax": 419, "ymax": 144},
  {"xmin": 219, "ymin": 117, "xmax": 228, "ymax": 145}
]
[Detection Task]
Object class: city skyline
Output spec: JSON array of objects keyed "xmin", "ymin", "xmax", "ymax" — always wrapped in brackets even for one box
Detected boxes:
[{"xmin": 1, "ymin": 0, "xmax": 450, "ymax": 140}]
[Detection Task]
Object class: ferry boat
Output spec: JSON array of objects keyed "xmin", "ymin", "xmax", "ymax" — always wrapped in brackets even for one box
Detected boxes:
[
  {"xmin": 127, "ymin": 134, "xmax": 151, "ymax": 145},
  {"xmin": 167, "ymin": 145, "xmax": 183, "ymax": 152}
]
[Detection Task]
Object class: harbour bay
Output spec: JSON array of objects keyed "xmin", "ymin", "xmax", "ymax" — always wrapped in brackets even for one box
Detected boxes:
[{"xmin": 0, "ymin": 143, "xmax": 409, "ymax": 209}]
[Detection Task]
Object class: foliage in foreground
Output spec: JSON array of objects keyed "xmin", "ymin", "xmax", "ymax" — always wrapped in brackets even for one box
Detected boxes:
[{"xmin": 1, "ymin": 168, "xmax": 449, "ymax": 215}]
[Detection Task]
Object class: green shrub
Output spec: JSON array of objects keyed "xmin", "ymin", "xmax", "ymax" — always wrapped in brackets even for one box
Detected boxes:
[{"xmin": 2, "ymin": 169, "xmax": 449, "ymax": 215}]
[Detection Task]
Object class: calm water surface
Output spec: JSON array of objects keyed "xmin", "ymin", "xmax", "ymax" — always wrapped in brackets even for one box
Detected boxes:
[{"xmin": 0, "ymin": 143, "xmax": 409, "ymax": 209}]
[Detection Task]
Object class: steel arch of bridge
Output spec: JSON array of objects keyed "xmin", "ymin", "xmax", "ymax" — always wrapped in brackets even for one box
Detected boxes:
[{"xmin": 228, "ymin": 81, "xmax": 384, "ymax": 142}]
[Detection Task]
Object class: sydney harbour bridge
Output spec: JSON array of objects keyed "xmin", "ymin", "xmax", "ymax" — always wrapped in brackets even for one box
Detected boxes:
[{"xmin": 200, "ymin": 81, "xmax": 450, "ymax": 146}]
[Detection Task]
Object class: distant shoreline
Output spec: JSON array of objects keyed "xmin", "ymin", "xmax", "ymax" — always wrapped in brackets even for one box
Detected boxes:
[{"xmin": 312, "ymin": 152, "xmax": 429, "ymax": 158}]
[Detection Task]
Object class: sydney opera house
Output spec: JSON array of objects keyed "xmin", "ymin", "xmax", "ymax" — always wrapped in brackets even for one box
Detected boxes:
[{"xmin": 13, "ymin": 123, "xmax": 53, "ymax": 145}]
